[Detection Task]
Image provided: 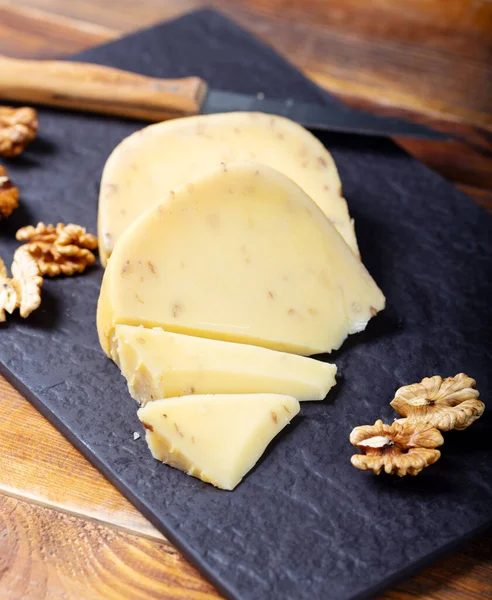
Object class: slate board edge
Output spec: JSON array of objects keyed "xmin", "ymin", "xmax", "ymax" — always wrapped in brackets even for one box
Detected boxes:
[{"xmin": 3, "ymin": 358, "xmax": 490, "ymax": 600}]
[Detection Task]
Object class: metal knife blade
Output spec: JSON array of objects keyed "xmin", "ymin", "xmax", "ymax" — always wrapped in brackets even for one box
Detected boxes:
[{"xmin": 202, "ymin": 89, "xmax": 449, "ymax": 140}]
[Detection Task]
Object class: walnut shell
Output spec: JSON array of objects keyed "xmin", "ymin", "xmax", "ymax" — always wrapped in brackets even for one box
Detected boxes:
[{"xmin": 391, "ymin": 374, "xmax": 484, "ymax": 431}]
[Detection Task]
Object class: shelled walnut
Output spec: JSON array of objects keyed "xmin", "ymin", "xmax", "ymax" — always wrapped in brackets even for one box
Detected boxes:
[
  {"xmin": 16, "ymin": 222, "xmax": 98, "ymax": 276},
  {"xmin": 391, "ymin": 374, "xmax": 484, "ymax": 431},
  {"xmin": 350, "ymin": 419, "xmax": 443, "ymax": 476},
  {"xmin": 0, "ymin": 247, "xmax": 43, "ymax": 321},
  {"xmin": 0, "ymin": 106, "xmax": 38, "ymax": 157},
  {"xmin": 0, "ymin": 165, "xmax": 19, "ymax": 219}
]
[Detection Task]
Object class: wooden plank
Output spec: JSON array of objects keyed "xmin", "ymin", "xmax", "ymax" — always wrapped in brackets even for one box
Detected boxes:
[
  {"xmin": 0, "ymin": 4, "xmax": 114, "ymax": 58},
  {"xmin": 3, "ymin": 0, "xmax": 491, "ymax": 188},
  {"xmin": 0, "ymin": 375, "xmax": 162, "ymax": 541},
  {"xmin": 381, "ymin": 535, "xmax": 492, "ymax": 600},
  {"xmin": 11, "ymin": 0, "xmax": 492, "ymax": 128},
  {"xmin": 396, "ymin": 139, "xmax": 492, "ymax": 191},
  {"xmin": 456, "ymin": 184, "xmax": 492, "ymax": 212},
  {"xmin": 0, "ymin": 493, "xmax": 220, "ymax": 599}
]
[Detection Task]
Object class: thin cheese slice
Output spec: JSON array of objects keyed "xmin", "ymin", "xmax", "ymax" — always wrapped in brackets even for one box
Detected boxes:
[
  {"xmin": 97, "ymin": 162, "xmax": 385, "ymax": 356},
  {"xmin": 137, "ymin": 393, "xmax": 300, "ymax": 490},
  {"xmin": 98, "ymin": 112, "xmax": 359, "ymax": 265},
  {"xmin": 112, "ymin": 324, "xmax": 337, "ymax": 404}
]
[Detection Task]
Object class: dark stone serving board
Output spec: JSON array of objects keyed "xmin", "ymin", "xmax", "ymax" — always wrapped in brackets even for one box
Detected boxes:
[{"xmin": 1, "ymin": 9, "xmax": 491, "ymax": 600}]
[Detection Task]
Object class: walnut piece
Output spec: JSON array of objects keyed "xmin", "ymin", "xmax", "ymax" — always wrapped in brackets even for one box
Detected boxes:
[
  {"xmin": 0, "ymin": 256, "xmax": 18, "ymax": 321},
  {"xmin": 0, "ymin": 106, "xmax": 38, "ymax": 157},
  {"xmin": 11, "ymin": 246, "xmax": 43, "ymax": 317},
  {"xmin": 350, "ymin": 419, "xmax": 443, "ymax": 476},
  {"xmin": 16, "ymin": 222, "xmax": 98, "ymax": 277},
  {"xmin": 0, "ymin": 165, "xmax": 19, "ymax": 219},
  {"xmin": 0, "ymin": 247, "xmax": 42, "ymax": 321},
  {"xmin": 390, "ymin": 374, "xmax": 484, "ymax": 431}
]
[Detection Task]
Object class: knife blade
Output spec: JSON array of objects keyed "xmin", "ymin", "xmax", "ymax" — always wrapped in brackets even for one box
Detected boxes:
[
  {"xmin": 0, "ymin": 56, "xmax": 448, "ymax": 140},
  {"xmin": 202, "ymin": 89, "xmax": 449, "ymax": 139}
]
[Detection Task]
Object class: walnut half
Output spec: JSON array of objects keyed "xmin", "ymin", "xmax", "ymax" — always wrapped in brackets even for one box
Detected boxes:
[
  {"xmin": 0, "ymin": 247, "xmax": 43, "ymax": 321},
  {"xmin": 350, "ymin": 419, "xmax": 443, "ymax": 476},
  {"xmin": 390, "ymin": 374, "xmax": 484, "ymax": 431},
  {"xmin": 16, "ymin": 222, "xmax": 98, "ymax": 277},
  {"xmin": 0, "ymin": 165, "xmax": 19, "ymax": 219},
  {"xmin": 0, "ymin": 106, "xmax": 38, "ymax": 157}
]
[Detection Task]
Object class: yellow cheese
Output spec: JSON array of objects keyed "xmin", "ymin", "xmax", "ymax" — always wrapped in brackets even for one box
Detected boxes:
[
  {"xmin": 112, "ymin": 324, "xmax": 337, "ymax": 404},
  {"xmin": 97, "ymin": 162, "xmax": 385, "ymax": 356},
  {"xmin": 98, "ymin": 112, "xmax": 359, "ymax": 265},
  {"xmin": 137, "ymin": 393, "xmax": 300, "ymax": 490}
]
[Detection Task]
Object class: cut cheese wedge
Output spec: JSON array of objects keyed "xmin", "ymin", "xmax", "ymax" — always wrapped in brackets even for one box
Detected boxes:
[
  {"xmin": 97, "ymin": 162, "xmax": 385, "ymax": 356},
  {"xmin": 137, "ymin": 393, "xmax": 300, "ymax": 490},
  {"xmin": 112, "ymin": 324, "xmax": 337, "ymax": 404},
  {"xmin": 98, "ymin": 112, "xmax": 359, "ymax": 265}
]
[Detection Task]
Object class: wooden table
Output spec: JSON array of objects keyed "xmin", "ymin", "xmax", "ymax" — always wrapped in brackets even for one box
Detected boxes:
[{"xmin": 1, "ymin": 1, "xmax": 491, "ymax": 598}]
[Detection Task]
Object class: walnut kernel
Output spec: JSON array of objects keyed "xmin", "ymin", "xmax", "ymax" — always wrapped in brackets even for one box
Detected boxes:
[
  {"xmin": 391, "ymin": 374, "xmax": 484, "ymax": 431},
  {"xmin": 0, "ymin": 106, "xmax": 38, "ymax": 157},
  {"xmin": 0, "ymin": 165, "xmax": 19, "ymax": 219},
  {"xmin": 350, "ymin": 419, "xmax": 443, "ymax": 476},
  {"xmin": 16, "ymin": 222, "xmax": 98, "ymax": 277},
  {"xmin": 0, "ymin": 256, "xmax": 18, "ymax": 322},
  {"xmin": 11, "ymin": 246, "xmax": 43, "ymax": 317},
  {"xmin": 0, "ymin": 248, "xmax": 42, "ymax": 321}
]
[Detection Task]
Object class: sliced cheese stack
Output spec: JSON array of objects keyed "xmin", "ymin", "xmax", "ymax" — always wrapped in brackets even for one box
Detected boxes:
[
  {"xmin": 98, "ymin": 112, "xmax": 359, "ymax": 265},
  {"xmin": 98, "ymin": 160, "xmax": 385, "ymax": 490},
  {"xmin": 112, "ymin": 325, "xmax": 337, "ymax": 405},
  {"xmin": 97, "ymin": 162, "xmax": 385, "ymax": 357},
  {"xmin": 137, "ymin": 394, "xmax": 300, "ymax": 490}
]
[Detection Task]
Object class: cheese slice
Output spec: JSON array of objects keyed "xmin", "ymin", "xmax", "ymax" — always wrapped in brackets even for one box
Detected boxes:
[
  {"xmin": 98, "ymin": 112, "xmax": 359, "ymax": 265},
  {"xmin": 97, "ymin": 162, "xmax": 385, "ymax": 356},
  {"xmin": 112, "ymin": 324, "xmax": 337, "ymax": 404},
  {"xmin": 137, "ymin": 393, "xmax": 300, "ymax": 490}
]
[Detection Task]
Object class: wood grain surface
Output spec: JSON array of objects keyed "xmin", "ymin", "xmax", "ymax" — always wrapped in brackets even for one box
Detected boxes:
[{"xmin": 0, "ymin": 1, "xmax": 491, "ymax": 599}]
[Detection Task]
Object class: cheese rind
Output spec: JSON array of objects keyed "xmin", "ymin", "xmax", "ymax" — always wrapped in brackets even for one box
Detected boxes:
[
  {"xmin": 98, "ymin": 112, "xmax": 359, "ymax": 264},
  {"xmin": 137, "ymin": 393, "xmax": 300, "ymax": 490},
  {"xmin": 112, "ymin": 324, "xmax": 337, "ymax": 404},
  {"xmin": 97, "ymin": 162, "xmax": 385, "ymax": 356}
]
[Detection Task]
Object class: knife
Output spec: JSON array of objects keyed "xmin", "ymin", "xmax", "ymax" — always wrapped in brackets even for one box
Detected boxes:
[{"xmin": 0, "ymin": 56, "xmax": 447, "ymax": 140}]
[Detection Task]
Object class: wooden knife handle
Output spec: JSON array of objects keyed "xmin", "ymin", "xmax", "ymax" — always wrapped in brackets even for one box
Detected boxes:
[{"xmin": 0, "ymin": 56, "xmax": 208, "ymax": 121}]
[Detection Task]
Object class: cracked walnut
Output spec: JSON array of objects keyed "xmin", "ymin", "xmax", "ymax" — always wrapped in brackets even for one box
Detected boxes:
[
  {"xmin": 0, "ymin": 246, "xmax": 43, "ymax": 321},
  {"xmin": 16, "ymin": 222, "xmax": 98, "ymax": 277},
  {"xmin": 350, "ymin": 419, "xmax": 443, "ymax": 476},
  {"xmin": 0, "ymin": 165, "xmax": 19, "ymax": 219},
  {"xmin": 0, "ymin": 106, "xmax": 38, "ymax": 157},
  {"xmin": 391, "ymin": 373, "xmax": 484, "ymax": 431}
]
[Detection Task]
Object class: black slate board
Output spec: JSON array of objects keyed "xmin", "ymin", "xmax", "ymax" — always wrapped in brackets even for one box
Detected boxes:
[{"xmin": 1, "ymin": 9, "xmax": 491, "ymax": 600}]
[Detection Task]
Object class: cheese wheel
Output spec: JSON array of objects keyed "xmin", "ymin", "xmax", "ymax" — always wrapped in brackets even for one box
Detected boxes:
[
  {"xmin": 98, "ymin": 112, "xmax": 359, "ymax": 265},
  {"xmin": 97, "ymin": 162, "xmax": 384, "ymax": 356}
]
